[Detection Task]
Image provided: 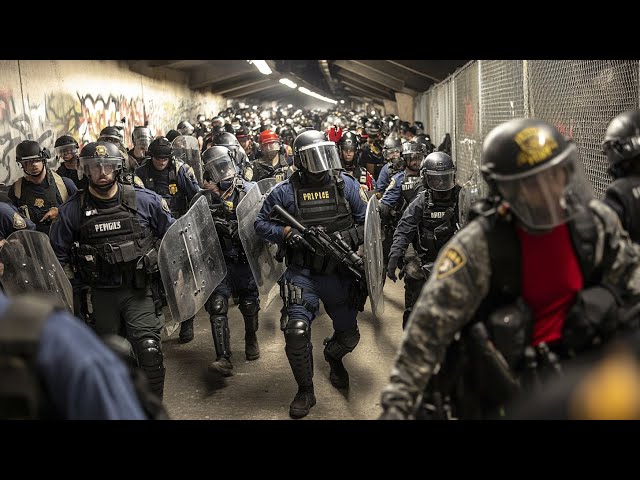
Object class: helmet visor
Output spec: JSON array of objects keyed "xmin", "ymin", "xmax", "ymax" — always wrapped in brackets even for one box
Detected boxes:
[
  {"xmin": 383, "ymin": 147, "xmax": 401, "ymax": 160},
  {"xmin": 262, "ymin": 141, "xmax": 281, "ymax": 153},
  {"xmin": 204, "ymin": 156, "xmax": 236, "ymax": 183},
  {"xmin": 78, "ymin": 157, "xmax": 122, "ymax": 180},
  {"xmin": 496, "ymin": 145, "xmax": 594, "ymax": 230},
  {"xmin": 425, "ymin": 171, "xmax": 456, "ymax": 191},
  {"xmin": 55, "ymin": 145, "xmax": 78, "ymax": 158},
  {"xmin": 297, "ymin": 141, "xmax": 342, "ymax": 173},
  {"xmin": 99, "ymin": 135, "xmax": 123, "ymax": 147}
]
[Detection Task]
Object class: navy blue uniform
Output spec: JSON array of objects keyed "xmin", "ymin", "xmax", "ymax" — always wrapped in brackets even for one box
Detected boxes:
[
  {"xmin": 56, "ymin": 163, "xmax": 88, "ymax": 190},
  {"xmin": 380, "ymin": 170, "xmax": 405, "ymax": 208},
  {"xmin": 0, "ymin": 293, "xmax": 147, "ymax": 419},
  {"xmin": 376, "ymin": 163, "xmax": 394, "ymax": 194},
  {"xmin": 8, "ymin": 169, "xmax": 77, "ymax": 235},
  {"xmin": 0, "ymin": 202, "xmax": 35, "ymax": 240},
  {"xmin": 135, "ymin": 161, "xmax": 200, "ymax": 218}
]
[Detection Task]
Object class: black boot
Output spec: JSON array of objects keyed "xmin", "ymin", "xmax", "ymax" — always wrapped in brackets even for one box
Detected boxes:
[
  {"xmin": 179, "ymin": 317, "xmax": 194, "ymax": 343},
  {"xmin": 243, "ymin": 314, "xmax": 260, "ymax": 360},
  {"xmin": 285, "ymin": 319, "xmax": 315, "ymax": 418},
  {"xmin": 323, "ymin": 326, "xmax": 361, "ymax": 389},
  {"xmin": 209, "ymin": 315, "xmax": 233, "ymax": 376}
]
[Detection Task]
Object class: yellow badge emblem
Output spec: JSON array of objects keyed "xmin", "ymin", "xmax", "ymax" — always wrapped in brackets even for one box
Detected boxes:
[
  {"xmin": 435, "ymin": 246, "xmax": 466, "ymax": 279},
  {"xmin": 169, "ymin": 183, "xmax": 178, "ymax": 195},
  {"xmin": 13, "ymin": 212, "xmax": 26, "ymax": 229},
  {"xmin": 514, "ymin": 127, "xmax": 559, "ymax": 167},
  {"xmin": 95, "ymin": 144, "xmax": 107, "ymax": 156},
  {"xmin": 34, "ymin": 198, "xmax": 45, "ymax": 208},
  {"xmin": 225, "ymin": 200, "xmax": 234, "ymax": 211}
]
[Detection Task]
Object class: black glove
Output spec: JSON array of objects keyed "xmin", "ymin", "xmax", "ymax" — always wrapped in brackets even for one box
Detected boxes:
[
  {"xmin": 387, "ymin": 256, "xmax": 400, "ymax": 282},
  {"xmin": 285, "ymin": 228, "xmax": 305, "ymax": 248}
]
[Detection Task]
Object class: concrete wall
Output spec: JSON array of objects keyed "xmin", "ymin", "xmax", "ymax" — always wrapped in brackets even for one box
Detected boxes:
[{"xmin": 0, "ymin": 60, "xmax": 225, "ymax": 184}]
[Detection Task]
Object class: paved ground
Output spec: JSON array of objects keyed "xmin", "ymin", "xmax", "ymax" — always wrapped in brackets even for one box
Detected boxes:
[{"xmin": 162, "ymin": 278, "xmax": 407, "ymax": 420}]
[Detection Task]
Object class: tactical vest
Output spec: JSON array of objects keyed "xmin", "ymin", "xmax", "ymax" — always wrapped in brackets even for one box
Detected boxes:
[
  {"xmin": 13, "ymin": 169, "xmax": 69, "ymax": 219},
  {"xmin": 606, "ymin": 175, "xmax": 640, "ymax": 243},
  {"xmin": 417, "ymin": 186, "xmax": 461, "ymax": 262},
  {"xmin": 286, "ymin": 172, "xmax": 355, "ymax": 274},
  {"xmin": 0, "ymin": 294, "xmax": 61, "ymax": 419},
  {"xmin": 348, "ymin": 165, "xmax": 369, "ymax": 187},
  {"xmin": 211, "ymin": 182, "xmax": 247, "ymax": 255},
  {"xmin": 76, "ymin": 184, "xmax": 156, "ymax": 288},
  {"xmin": 141, "ymin": 162, "xmax": 188, "ymax": 218},
  {"xmin": 251, "ymin": 161, "xmax": 289, "ymax": 183},
  {"xmin": 400, "ymin": 174, "xmax": 423, "ymax": 206}
]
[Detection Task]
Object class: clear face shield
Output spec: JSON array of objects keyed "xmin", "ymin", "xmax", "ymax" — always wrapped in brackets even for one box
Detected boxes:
[
  {"xmin": 133, "ymin": 133, "xmax": 152, "ymax": 151},
  {"xmin": 78, "ymin": 157, "xmax": 122, "ymax": 182},
  {"xmin": 55, "ymin": 145, "xmax": 78, "ymax": 161},
  {"xmin": 297, "ymin": 141, "xmax": 342, "ymax": 173},
  {"xmin": 403, "ymin": 153, "xmax": 424, "ymax": 173},
  {"xmin": 18, "ymin": 156, "xmax": 45, "ymax": 176},
  {"xmin": 383, "ymin": 146, "xmax": 401, "ymax": 162},
  {"xmin": 425, "ymin": 170, "xmax": 456, "ymax": 191},
  {"xmin": 204, "ymin": 155, "xmax": 236, "ymax": 184},
  {"xmin": 495, "ymin": 144, "xmax": 594, "ymax": 231},
  {"xmin": 261, "ymin": 141, "xmax": 281, "ymax": 161},
  {"xmin": 98, "ymin": 134, "xmax": 123, "ymax": 149}
]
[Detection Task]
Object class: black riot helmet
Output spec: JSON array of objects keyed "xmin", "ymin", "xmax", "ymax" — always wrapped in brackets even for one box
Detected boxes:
[
  {"xmin": 337, "ymin": 131, "xmax": 360, "ymax": 168},
  {"xmin": 165, "ymin": 129, "xmax": 181, "ymax": 143},
  {"xmin": 131, "ymin": 126, "xmax": 152, "ymax": 150},
  {"xmin": 98, "ymin": 126, "xmax": 124, "ymax": 147},
  {"xmin": 415, "ymin": 134, "xmax": 435, "ymax": 155},
  {"xmin": 279, "ymin": 127, "xmax": 296, "ymax": 146},
  {"xmin": 177, "ymin": 120, "xmax": 194, "ymax": 136},
  {"xmin": 78, "ymin": 141, "xmax": 124, "ymax": 191},
  {"xmin": 401, "ymin": 141, "xmax": 427, "ymax": 173},
  {"xmin": 382, "ymin": 135, "xmax": 403, "ymax": 161},
  {"xmin": 201, "ymin": 146, "xmax": 237, "ymax": 184},
  {"xmin": 481, "ymin": 118, "xmax": 593, "ymax": 231},
  {"xmin": 602, "ymin": 109, "xmax": 640, "ymax": 179},
  {"xmin": 293, "ymin": 129, "xmax": 342, "ymax": 173},
  {"xmin": 16, "ymin": 140, "xmax": 49, "ymax": 176},
  {"xmin": 365, "ymin": 119, "xmax": 381, "ymax": 138},
  {"xmin": 148, "ymin": 137, "xmax": 173, "ymax": 159},
  {"xmin": 420, "ymin": 152, "xmax": 456, "ymax": 191},
  {"xmin": 54, "ymin": 135, "xmax": 79, "ymax": 159}
]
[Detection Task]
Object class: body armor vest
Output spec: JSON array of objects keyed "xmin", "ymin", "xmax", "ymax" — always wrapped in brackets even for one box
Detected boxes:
[
  {"xmin": 606, "ymin": 175, "xmax": 640, "ymax": 243},
  {"xmin": 14, "ymin": 169, "xmax": 66, "ymax": 222},
  {"xmin": 417, "ymin": 186, "xmax": 461, "ymax": 262},
  {"xmin": 400, "ymin": 174, "xmax": 423, "ymax": 206},
  {"xmin": 347, "ymin": 165, "xmax": 369, "ymax": 187},
  {"xmin": 76, "ymin": 184, "xmax": 156, "ymax": 288},
  {"xmin": 251, "ymin": 161, "xmax": 289, "ymax": 183},
  {"xmin": 210, "ymin": 181, "xmax": 247, "ymax": 257},
  {"xmin": 140, "ymin": 162, "xmax": 187, "ymax": 218},
  {"xmin": 286, "ymin": 172, "xmax": 355, "ymax": 274}
]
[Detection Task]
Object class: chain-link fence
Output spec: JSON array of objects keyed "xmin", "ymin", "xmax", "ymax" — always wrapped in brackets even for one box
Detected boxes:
[{"xmin": 415, "ymin": 59, "xmax": 640, "ymax": 199}]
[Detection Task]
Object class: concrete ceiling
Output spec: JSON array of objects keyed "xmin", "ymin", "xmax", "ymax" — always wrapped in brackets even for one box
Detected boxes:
[{"xmin": 126, "ymin": 60, "xmax": 469, "ymax": 109}]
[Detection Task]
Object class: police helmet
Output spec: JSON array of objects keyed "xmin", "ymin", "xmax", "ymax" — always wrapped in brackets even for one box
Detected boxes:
[
  {"xmin": 401, "ymin": 141, "xmax": 427, "ymax": 171},
  {"xmin": 131, "ymin": 126, "xmax": 153, "ymax": 150},
  {"xmin": 148, "ymin": 137, "xmax": 173, "ymax": 159},
  {"xmin": 481, "ymin": 118, "xmax": 593, "ymax": 231},
  {"xmin": 98, "ymin": 126, "xmax": 124, "ymax": 146},
  {"xmin": 78, "ymin": 141, "xmax": 124, "ymax": 183},
  {"xmin": 165, "ymin": 129, "xmax": 181, "ymax": 142},
  {"xmin": 364, "ymin": 119, "xmax": 381, "ymax": 137},
  {"xmin": 177, "ymin": 120, "xmax": 194, "ymax": 136},
  {"xmin": 202, "ymin": 146, "xmax": 236, "ymax": 183},
  {"xmin": 293, "ymin": 129, "xmax": 342, "ymax": 173},
  {"xmin": 53, "ymin": 135, "xmax": 79, "ymax": 159},
  {"xmin": 420, "ymin": 152, "xmax": 456, "ymax": 191},
  {"xmin": 382, "ymin": 135, "xmax": 402, "ymax": 160},
  {"xmin": 602, "ymin": 109, "xmax": 640, "ymax": 178},
  {"xmin": 16, "ymin": 140, "xmax": 49, "ymax": 173}
]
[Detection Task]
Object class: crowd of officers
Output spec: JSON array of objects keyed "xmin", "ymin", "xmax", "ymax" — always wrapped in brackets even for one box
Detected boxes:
[{"xmin": 2, "ymin": 102, "xmax": 640, "ymax": 420}]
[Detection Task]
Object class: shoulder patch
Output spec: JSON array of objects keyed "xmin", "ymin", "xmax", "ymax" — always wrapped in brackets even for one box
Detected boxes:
[
  {"xmin": 161, "ymin": 198, "xmax": 171, "ymax": 213},
  {"xmin": 387, "ymin": 177, "xmax": 396, "ymax": 191},
  {"xmin": 133, "ymin": 175, "xmax": 145, "ymax": 188},
  {"xmin": 435, "ymin": 245, "xmax": 466, "ymax": 279},
  {"xmin": 13, "ymin": 212, "xmax": 26, "ymax": 229}
]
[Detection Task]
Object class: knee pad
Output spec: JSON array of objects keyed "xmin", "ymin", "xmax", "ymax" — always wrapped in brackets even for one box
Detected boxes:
[
  {"xmin": 238, "ymin": 298, "xmax": 260, "ymax": 316},
  {"xmin": 207, "ymin": 294, "xmax": 228, "ymax": 316},
  {"xmin": 135, "ymin": 338, "xmax": 164, "ymax": 368},
  {"xmin": 284, "ymin": 318, "xmax": 310, "ymax": 350},
  {"xmin": 325, "ymin": 326, "xmax": 360, "ymax": 360}
]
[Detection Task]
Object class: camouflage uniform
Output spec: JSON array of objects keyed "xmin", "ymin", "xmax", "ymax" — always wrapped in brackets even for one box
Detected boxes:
[{"xmin": 379, "ymin": 200, "xmax": 640, "ymax": 419}]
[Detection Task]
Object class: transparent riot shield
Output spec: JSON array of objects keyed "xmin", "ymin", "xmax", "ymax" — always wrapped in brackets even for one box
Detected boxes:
[
  {"xmin": 172, "ymin": 135, "xmax": 204, "ymax": 187},
  {"xmin": 0, "ymin": 230, "xmax": 73, "ymax": 311},
  {"xmin": 236, "ymin": 177, "xmax": 284, "ymax": 295},
  {"xmin": 364, "ymin": 195, "xmax": 385, "ymax": 319},
  {"xmin": 458, "ymin": 181, "xmax": 482, "ymax": 227},
  {"xmin": 158, "ymin": 195, "xmax": 226, "ymax": 322}
]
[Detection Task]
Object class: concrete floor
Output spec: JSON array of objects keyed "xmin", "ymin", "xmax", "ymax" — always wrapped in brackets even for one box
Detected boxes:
[{"xmin": 162, "ymin": 278, "xmax": 407, "ymax": 420}]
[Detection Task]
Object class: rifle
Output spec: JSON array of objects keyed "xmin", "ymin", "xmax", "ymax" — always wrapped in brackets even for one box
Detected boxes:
[{"xmin": 269, "ymin": 204, "xmax": 365, "ymax": 282}]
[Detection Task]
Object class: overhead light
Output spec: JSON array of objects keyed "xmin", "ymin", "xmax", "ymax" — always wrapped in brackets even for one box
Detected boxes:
[
  {"xmin": 279, "ymin": 78, "xmax": 297, "ymax": 89},
  {"xmin": 340, "ymin": 100, "xmax": 345, "ymax": 104},
  {"xmin": 287, "ymin": 104, "xmax": 293, "ymax": 108},
  {"xmin": 298, "ymin": 86, "xmax": 338, "ymax": 104},
  {"xmin": 247, "ymin": 60, "xmax": 272, "ymax": 75}
]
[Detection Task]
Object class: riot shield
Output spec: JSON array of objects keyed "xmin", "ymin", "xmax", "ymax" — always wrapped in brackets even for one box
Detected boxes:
[
  {"xmin": 158, "ymin": 195, "xmax": 226, "ymax": 322},
  {"xmin": 364, "ymin": 195, "xmax": 385, "ymax": 319},
  {"xmin": 0, "ymin": 230, "xmax": 73, "ymax": 311},
  {"xmin": 172, "ymin": 135, "xmax": 204, "ymax": 187},
  {"xmin": 458, "ymin": 181, "xmax": 481, "ymax": 227},
  {"xmin": 236, "ymin": 177, "xmax": 284, "ymax": 295}
]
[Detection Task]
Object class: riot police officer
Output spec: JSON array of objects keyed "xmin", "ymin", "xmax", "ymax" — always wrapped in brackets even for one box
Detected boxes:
[
  {"xmin": 50, "ymin": 141, "xmax": 175, "ymax": 399},
  {"xmin": 99, "ymin": 126, "xmax": 135, "ymax": 172},
  {"xmin": 128, "ymin": 126, "xmax": 153, "ymax": 168},
  {"xmin": 54, "ymin": 135, "xmax": 88, "ymax": 190},
  {"xmin": 375, "ymin": 135, "xmax": 404, "ymax": 196},
  {"xmin": 201, "ymin": 146, "xmax": 260, "ymax": 376},
  {"xmin": 0, "ymin": 202, "xmax": 35, "ymax": 240},
  {"xmin": 176, "ymin": 120, "xmax": 195, "ymax": 136},
  {"xmin": 255, "ymin": 130, "xmax": 367, "ymax": 419},
  {"xmin": 337, "ymin": 131, "xmax": 375, "ymax": 194},
  {"xmin": 236, "ymin": 125, "xmax": 260, "ymax": 162},
  {"xmin": 387, "ymin": 152, "xmax": 460, "ymax": 329},
  {"xmin": 602, "ymin": 109, "xmax": 640, "ymax": 243},
  {"xmin": 359, "ymin": 119, "xmax": 385, "ymax": 179},
  {"xmin": 9, "ymin": 140, "xmax": 77, "ymax": 235},
  {"xmin": 244, "ymin": 130, "xmax": 294, "ymax": 183},
  {"xmin": 212, "ymin": 131, "xmax": 251, "ymax": 178},
  {"xmin": 380, "ymin": 118, "xmax": 640, "ymax": 420},
  {"xmin": 135, "ymin": 137, "xmax": 200, "ymax": 343}
]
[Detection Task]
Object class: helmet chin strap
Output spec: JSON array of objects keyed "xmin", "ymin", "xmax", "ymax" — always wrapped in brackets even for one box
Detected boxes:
[{"xmin": 91, "ymin": 180, "xmax": 116, "ymax": 193}]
